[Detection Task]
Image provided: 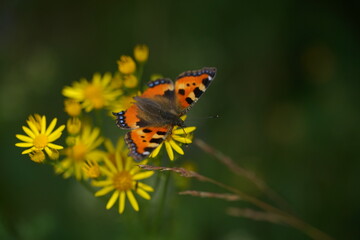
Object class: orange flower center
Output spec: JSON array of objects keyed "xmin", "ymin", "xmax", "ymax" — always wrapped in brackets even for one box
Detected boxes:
[
  {"xmin": 72, "ymin": 142, "xmax": 87, "ymax": 161},
  {"xmin": 113, "ymin": 171, "xmax": 133, "ymax": 191},
  {"xmin": 84, "ymin": 84, "xmax": 105, "ymax": 109},
  {"xmin": 33, "ymin": 134, "xmax": 48, "ymax": 149}
]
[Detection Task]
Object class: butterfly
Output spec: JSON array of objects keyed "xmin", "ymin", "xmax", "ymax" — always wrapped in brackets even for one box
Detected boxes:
[{"xmin": 113, "ymin": 67, "xmax": 217, "ymax": 161}]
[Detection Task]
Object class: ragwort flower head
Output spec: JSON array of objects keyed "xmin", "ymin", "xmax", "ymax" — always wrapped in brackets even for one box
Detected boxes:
[
  {"xmin": 117, "ymin": 56, "xmax": 136, "ymax": 74},
  {"xmin": 134, "ymin": 44, "xmax": 149, "ymax": 63},
  {"xmin": 62, "ymin": 72, "xmax": 123, "ymax": 112},
  {"xmin": 15, "ymin": 114, "xmax": 65, "ymax": 160},
  {"xmin": 92, "ymin": 142, "xmax": 154, "ymax": 214},
  {"xmin": 56, "ymin": 124, "xmax": 104, "ymax": 180},
  {"xmin": 150, "ymin": 116, "xmax": 196, "ymax": 161},
  {"xmin": 64, "ymin": 99, "xmax": 82, "ymax": 117}
]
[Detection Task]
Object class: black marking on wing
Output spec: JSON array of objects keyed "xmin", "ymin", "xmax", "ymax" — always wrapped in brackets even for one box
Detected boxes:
[
  {"xmin": 202, "ymin": 78, "xmax": 211, "ymax": 87},
  {"xmin": 156, "ymin": 131, "xmax": 167, "ymax": 135},
  {"xmin": 178, "ymin": 89, "xmax": 185, "ymax": 95},
  {"xmin": 144, "ymin": 147, "xmax": 156, "ymax": 152},
  {"xmin": 185, "ymin": 97, "xmax": 194, "ymax": 105},
  {"xmin": 193, "ymin": 87, "xmax": 203, "ymax": 98},
  {"xmin": 150, "ymin": 138, "xmax": 163, "ymax": 144},
  {"xmin": 163, "ymin": 89, "xmax": 175, "ymax": 99}
]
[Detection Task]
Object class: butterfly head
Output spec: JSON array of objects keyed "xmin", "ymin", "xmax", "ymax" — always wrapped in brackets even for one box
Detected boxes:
[{"xmin": 174, "ymin": 116, "xmax": 186, "ymax": 129}]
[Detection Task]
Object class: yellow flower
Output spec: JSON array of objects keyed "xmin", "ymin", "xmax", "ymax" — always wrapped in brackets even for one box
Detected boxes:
[
  {"xmin": 117, "ymin": 56, "xmax": 136, "ymax": 74},
  {"xmin": 64, "ymin": 99, "xmax": 82, "ymax": 117},
  {"xmin": 103, "ymin": 137, "xmax": 126, "ymax": 165},
  {"xmin": 134, "ymin": 44, "xmax": 149, "ymax": 62},
  {"xmin": 110, "ymin": 72, "xmax": 123, "ymax": 89},
  {"xmin": 92, "ymin": 147, "xmax": 154, "ymax": 214},
  {"xmin": 123, "ymin": 74, "xmax": 138, "ymax": 88},
  {"xmin": 62, "ymin": 72, "xmax": 123, "ymax": 112},
  {"xmin": 56, "ymin": 125, "xmax": 104, "ymax": 180},
  {"xmin": 15, "ymin": 115, "xmax": 65, "ymax": 158},
  {"xmin": 108, "ymin": 94, "xmax": 137, "ymax": 116},
  {"xmin": 29, "ymin": 150, "xmax": 45, "ymax": 163},
  {"xmin": 150, "ymin": 74, "xmax": 164, "ymax": 81},
  {"xmin": 150, "ymin": 116, "xmax": 196, "ymax": 161},
  {"xmin": 83, "ymin": 160, "xmax": 101, "ymax": 179},
  {"xmin": 27, "ymin": 114, "xmax": 42, "ymax": 131},
  {"xmin": 67, "ymin": 117, "xmax": 81, "ymax": 135},
  {"xmin": 48, "ymin": 149, "xmax": 60, "ymax": 160}
]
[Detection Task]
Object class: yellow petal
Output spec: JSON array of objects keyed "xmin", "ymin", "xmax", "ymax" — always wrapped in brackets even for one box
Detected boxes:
[
  {"xmin": 95, "ymin": 186, "xmax": 115, "ymax": 197},
  {"xmin": 136, "ymin": 188, "xmax": 151, "ymax": 200},
  {"xmin": 22, "ymin": 126, "xmax": 35, "ymax": 138},
  {"xmin": 165, "ymin": 141, "xmax": 174, "ymax": 160},
  {"xmin": 91, "ymin": 179, "xmax": 112, "ymax": 187},
  {"xmin": 169, "ymin": 139, "xmax": 184, "ymax": 155},
  {"xmin": 173, "ymin": 126, "xmax": 196, "ymax": 135},
  {"xmin": 126, "ymin": 190, "xmax": 139, "ymax": 212},
  {"xmin": 21, "ymin": 148, "xmax": 33, "ymax": 154},
  {"xmin": 150, "ymin": 143, "xmax": 162, "ymax": 158},
  {"xmin": 106, "ymin": 191, "xmax": 119, "ymax": 209},
  {"xmin": 27, "ymin": 121, "xmax": 39, "ymax": 135},
  {"xmin": 40, "ymin": 116, "xmax": 46, "ymax": 134},
  {"xmin": 138, "ymin": 182, "xmax": 154, "ymax": 192},
  {"xmin": 15, "ymin": 142, "xmax": 33, "ymax": 148},
  {"xmin": 172, "ymin": 135, "xmax": 192, "ymax": 144},
  {"xmin": 44, "ymin": 147, "xmax": 52, "ymax": 157},
  {"xmin": 103, "ymin": 156, "xmax": 117, "ymax": 173},
  {"xmin": 48, "ymin": 143, "xmax": 63, "ymax": 150},
  {"xmin": 16, "ymin": 134, "xmax": 33, "ymax": 143},
  {"xmin": 99, "ymin": 166, "xmax": 113, "ymax": 177},
  {"xmin": 48, "ymin": 125, "xmax": 65, "ymax": 142},
  {"xmin": 124, "ymin": 157, "xmax": 133, "ymax": 171},
  {"xmin": 133, "ymin": 171, "xmax": 154, "ymax": 180},
  {"xmin": 104, "ymin": 139, "xmax": 115, "ymax": 152},
  {"xmin": 180, "ymin": 115, "xmax": 187, "ymax": 121},
  {"xmin": 45, "ymin": 118, "xmax": 57, "ymax": 136},
  {"xmin": 115, "ymin": 151, "xmax": 123, "ymax": 171},
  {"xmin": 119, "ymin": 191, "xmax": 126, "ymax": 214}
]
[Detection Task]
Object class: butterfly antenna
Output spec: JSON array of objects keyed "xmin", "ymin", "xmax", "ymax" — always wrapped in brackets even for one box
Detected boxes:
[
  {"xmin": 207, "ymin": 114, "xmax": 220, "ymax": 119},
  {"xmin": 179, "ymin": 125, "xmax": 189, "ymax": 146},
  {"xmin": 191, "ymin": 114, "xmax": 220, "ymax": 120}
]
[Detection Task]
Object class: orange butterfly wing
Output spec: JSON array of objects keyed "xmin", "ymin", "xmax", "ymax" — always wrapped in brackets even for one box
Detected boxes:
[
  {"xmin": 113, "ymin": 78, "xmax": 174, "ymax": 129},
  {"xmin": 175, "ymin": 67, "xmax": 216, "ymax": 113},
  {"xmin": 125, "ymin": 126, "xmax": 171, "ymax": 161}
]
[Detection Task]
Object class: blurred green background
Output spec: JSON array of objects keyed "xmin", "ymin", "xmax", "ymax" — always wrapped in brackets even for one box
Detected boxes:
[{"xmin": 1, "ymin": 0, "xmax": 360, "ymax": 239}]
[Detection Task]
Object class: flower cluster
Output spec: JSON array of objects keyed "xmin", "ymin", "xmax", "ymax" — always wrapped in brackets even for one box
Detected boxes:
[{"xmin": 15, "ymin": 44, "xmax": 198, "ymax": 214}]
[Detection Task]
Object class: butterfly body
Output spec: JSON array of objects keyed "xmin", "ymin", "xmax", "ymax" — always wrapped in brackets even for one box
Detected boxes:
[{"xmin": 113, "ymin": 67, "xmax": 216, "ymax": 161}]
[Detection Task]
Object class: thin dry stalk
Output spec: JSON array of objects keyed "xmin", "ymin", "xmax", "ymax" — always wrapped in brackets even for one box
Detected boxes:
[
  {"xmin": 194, "ymin": 138, "xmax": 291, "ymax": 211},
  {"xmin": 138, "ymin": 164, "xmax": 334, "ymax": 240},
  {"xmin": 227, "ymin": 207, "xmax": 284, "ymax": 224},
  {"xmin": 179, "ymin": 190, "xmax": 241, "ymax": 201}
]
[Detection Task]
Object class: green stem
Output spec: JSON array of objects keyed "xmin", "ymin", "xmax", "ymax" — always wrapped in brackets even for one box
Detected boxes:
[
  {"xmin": 137, "ymin": 63, "xmax": 145, "ymax": 90},
  {"xmin": 153, "ymin": 162, "xmax": 173, "ymax": 235},
  {"xmin": 94, "ymin": 109, "xmax": 103, "ymax": 129}
]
